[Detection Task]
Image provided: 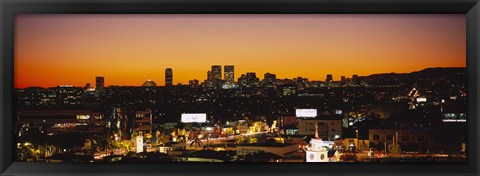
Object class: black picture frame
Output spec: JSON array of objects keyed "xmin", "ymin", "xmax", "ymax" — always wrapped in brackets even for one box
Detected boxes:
[{"xmin": 1, "ymin": 0, "xmax": 479, "ymax": 175}]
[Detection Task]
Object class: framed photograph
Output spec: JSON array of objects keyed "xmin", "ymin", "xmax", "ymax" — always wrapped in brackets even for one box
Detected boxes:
[{"xmin": 1, "ymin": 0, "xmax": 479, "ymax": 176}]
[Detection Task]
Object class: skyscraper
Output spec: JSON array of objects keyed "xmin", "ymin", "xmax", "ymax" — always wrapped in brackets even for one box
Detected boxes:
[
  {"xmin": 341, "ymin": 76, "xmax": 346, "ymax": 82},
  {"xmin": 205, "ymin": 65, "xmax": 222, "ymax": 89},
  {"xmin": 211, "ymin": 65, "xmax": 222, "ymax": 81},
  {"xmin": 238, "ymin": 72, "xmax": 260, "ymax": 87},
  {"xmin": 205, "ymin": 70, "xmax": 213, "ymax": 88},
  {"xmin": 224, "ymin": 65, "xmax": 234, "ymax": 85},
  {"xmin": 263, "ymin": 72, "xmax": 276, "ymax": 87},
  {"xmin": 96, "ymin": 76, "xmax": 104, "ymax": 90},
  {"xmin": 189, "ymin": 79, "xmax": 200, "ymax": 88},
  {"xmin": 165, "ymin": 68, "xmax": 173, "ymax": 86},
  {"xmin": 264, "ymin": 73, "xmax": 276, "ymax": 82},
  {"xmin": 326, "ymin": 74, "xmax": 333, "ymax": 82}
]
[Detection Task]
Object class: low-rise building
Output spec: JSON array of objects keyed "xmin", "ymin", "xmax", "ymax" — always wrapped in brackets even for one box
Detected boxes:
[
  {"xmin": 369, "ymin": 129, "xmax": 434, "ymax": 145},
  {"xmin": 236, "ymin": 143, "xmax": 299, "ymax": 157},
  {"xmin": 134, "ymin": 109, "xmax": 153, "ymax": 135},
  {"xmin": 17, "ymin": 110, "xmax": 105, "ymax": 135},
  {"xmin": 334, "ymin": 138, "xmax": 370, "ymax": 151},
  {"xmin": 298, "ymin": 116, "xmax": 342, "ymax": 140}
]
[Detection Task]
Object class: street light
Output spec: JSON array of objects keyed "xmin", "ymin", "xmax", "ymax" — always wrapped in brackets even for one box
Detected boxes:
[
  {"xmin": 355, "ymin": 130, "xmax": 359, "ymax": 151},
  {"xmin": 355, "ymin": 130, "xmax": 359, "ymax": 139}
]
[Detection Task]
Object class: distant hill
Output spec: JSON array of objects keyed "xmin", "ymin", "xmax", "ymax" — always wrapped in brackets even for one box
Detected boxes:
[
  {"xmin": 409, "ymin": 67, "xmax": 466, "ymax": 79},
  {"xmin": 360, "ymin": 67, "xmax": 466, "ymax": 84}
]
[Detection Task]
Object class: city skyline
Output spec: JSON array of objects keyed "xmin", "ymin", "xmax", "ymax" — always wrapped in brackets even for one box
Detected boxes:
[
  {"xmin": 15, "ymin": 14, "xmax": 466, "ymax": 88},
  {"xmin": 14, "ymin": 66, "xmax": 465, "ymax": 88}
]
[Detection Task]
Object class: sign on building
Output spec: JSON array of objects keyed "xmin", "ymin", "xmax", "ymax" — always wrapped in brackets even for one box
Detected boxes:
[
  {"xmin": 181, "ymin": 113, "xmax": 207, "ymax": 123},
  {"xmin": 136, "ymin": 136, "xmax": 144, "ymax": 153},
  {"xmin": 296, "ymin": 109, "xmax": 317, "ymax": 118}
]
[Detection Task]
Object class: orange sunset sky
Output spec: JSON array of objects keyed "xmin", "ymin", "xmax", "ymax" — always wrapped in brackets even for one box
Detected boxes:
[{"xmin": 14, "ymin": 14, "xmax": 466, "ymax": 88}]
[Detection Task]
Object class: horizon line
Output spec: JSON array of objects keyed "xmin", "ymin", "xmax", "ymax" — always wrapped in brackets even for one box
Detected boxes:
[{"xmin": 14, "ymin": 66, "xmax": 466, "ymax": 89}]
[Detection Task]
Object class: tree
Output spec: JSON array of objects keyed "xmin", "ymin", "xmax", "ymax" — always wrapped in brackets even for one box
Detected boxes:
[
  {"xmin": 244, "ymin": 151, "xmax": 282, "ymax": 162},
  {"xmin": 131, "ymin": 131, "xmax": 139, "ymax": 140},
  {"xmin": 190, "ymin": 138, "xmax": 203, "ymax": 148},
  {"xmin": 155, "ymin": 132, "xmax": 171, "ymax": 146},
  {"xmin": 234, "ymin": 136, "xmax": 247, "ymax": 145},
  {"xmin": 31, "ymin": 147, "xmax": 41, "ymax": 160},
  {"xmin": 248, "ymin": 137, "xmax": 258, "ymax": 144},
  {"xmin": 44, "ymin": 144, "xmax": 56, "ymax": 158},
  {"xmin": 17, "ymin": 144, "xmax": 34, "ymax": 161},
  {"xmin": 235, "ymin": 136, "xmax": 258, "ymax": 144},
  {"xmin": 388, "ymin": 143, "xmax": 402, "ymax": 155}
]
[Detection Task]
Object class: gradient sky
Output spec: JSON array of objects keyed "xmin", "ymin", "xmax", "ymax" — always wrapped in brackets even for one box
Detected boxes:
[{"xmin": 14, "ymin": 14, "xmax": 466, "ymax": 88}]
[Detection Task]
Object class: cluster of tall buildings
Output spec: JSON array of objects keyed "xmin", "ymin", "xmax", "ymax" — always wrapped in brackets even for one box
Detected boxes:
[
  {"xmin": 205, "ymin": 65, "xmax": 235, "ymax": 89},
  {"xmin": 163, "ymin": 65, "xmax": 360, "ymax": 89},
  {"xmin": 94, "ymin": 66, "xmax": 360, "ymax": 89},
  {"xmin": 164, "ymin": 65, "xmax": 236, "ymax": 89}
]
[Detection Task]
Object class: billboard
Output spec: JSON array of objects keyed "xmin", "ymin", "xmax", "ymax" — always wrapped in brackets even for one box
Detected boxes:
[
  {"xmin": 296, "ymin": 109, "xmax": 317, "ymax": 118},
  {"xmin": 334, "ymin": 110, "xmax": 343, "ymax": 115},
  {"xmin": 442, "ymin": 113, "xmax": 466, "ymax": 123},
  {"xmin": 416, "ymin": 97, "xmax": 427, "ymax": 102},
  {"xmin": 136, "ymin": 136, "xmax": 144, "ymax": 153},
  {"xmin": 181, "ymin": 113, "xmax": 207, "ymax": 123}
]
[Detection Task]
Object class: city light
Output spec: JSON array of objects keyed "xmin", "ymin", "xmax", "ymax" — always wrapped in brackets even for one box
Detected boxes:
[
  {"xmin": 13, "ymin": 15, "xmax": 467, "ymax": 163},
  {"xmin": 296, "ymin": 109, "xmax": 317, "ymax": 118},
  {"xmin": 181, "ymin": 113, "xmax": 207, "ymax": 123}
]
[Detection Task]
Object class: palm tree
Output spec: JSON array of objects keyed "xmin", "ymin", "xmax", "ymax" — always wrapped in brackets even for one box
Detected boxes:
[
  {"xmin": 31, "ymin": 147, "xmax": 41, "ymax": 160},
  {"xmin": 44, "ymin": 144, "xmax": 56, "ymax": 157},
  {"xmin": 119, "ymin": 140, "xmax": 131, "ymax": 152},
  {"xmin": 190, "ymin": 138, "xmax": 203, "ymax": 148},
  {"xmin": 131, "ymin": 131, "xmax": 139, "ymax": 140},
  {"xmin": 388, "ymin": 143, "xmax": 402, "ymax": 156},
  {"xmin": 234, "ymin": 135, "xmax": 247, "ymax": 145},
  {"xmin": 248, "ymin": 137, "xmax": 258, "ymax": 144},
  {"xmin": 17, "ymin": 144, "xmax": 34, "ymax": 161}
]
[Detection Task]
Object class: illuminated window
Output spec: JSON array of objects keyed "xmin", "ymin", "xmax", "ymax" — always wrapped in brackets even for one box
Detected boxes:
[{"xmin": 76, "ymin": 115, "xmax": 90, "ymax": 120}]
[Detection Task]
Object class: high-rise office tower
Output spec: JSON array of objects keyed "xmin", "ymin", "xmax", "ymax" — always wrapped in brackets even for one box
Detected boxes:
[
  {"xmin": 206, "ymin": 70, "xmax": 214, "ymax": 88},
  {"xmin": 239, "ymin": 72, "xmax": 260, "ymax": 87},
  {"xmin": 326, "ymin": 74, "xmax": 333, "ymax": 82},
  {"xmin": 211, "ymin": 65, "xmax": 222, "ymax": 81},
  {"xmin": 96, "ymin": 76, "xmax": 104, "ymax": 89},
  {"xmin": 263, "ymin": 72, "xmax": 276, "ymax": 87},
  {"xmin": 207, "ymin": 70, "xmax": 212, "ymax": 80},
  {"xmin": 165, "ymin": 68, "xmax": 173, "ymax": 86},
  {"xmin": 224, "ymin": 65, "xmax": 234, "ymax": 85},
  {"xmin": 264, "ymin": 73, "xmax": 276, "ymax": 82},
  {"xmin": 205, "ymin": 65, "xmax": 222, "ymax": 88},
  {"xmin": 189, "ymin": 79, "xmax": 200, "ymax": 88}
]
